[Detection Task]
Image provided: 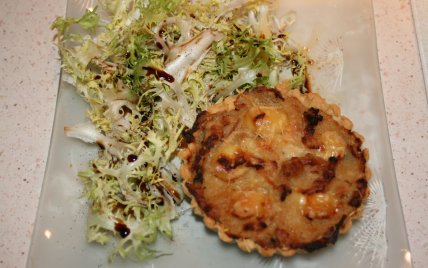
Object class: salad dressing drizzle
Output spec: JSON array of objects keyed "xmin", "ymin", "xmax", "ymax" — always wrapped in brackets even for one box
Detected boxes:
[{"xmin": 142, "ymin": 67, "xmax": 175, "ymax": 83}]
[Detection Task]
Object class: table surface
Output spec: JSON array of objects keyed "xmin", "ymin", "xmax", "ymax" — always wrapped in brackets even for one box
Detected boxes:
[{"xmin": 1, "ymin": 0, "xmax": 427, "ymax": 267}]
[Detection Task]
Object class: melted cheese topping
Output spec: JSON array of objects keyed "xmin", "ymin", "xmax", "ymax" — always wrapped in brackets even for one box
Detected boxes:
[
  {"xmin": 238, "ymin": 138, "xmax": 278, "ymax": 161},
  {"xmin": 306, "ymin": 193, "xmax": 340, "ymax": 219},
  {"xmin": 242, "ymin": 106, "xmax": 345, "ymax": 162},
  {"xmin": 314, "ymin": 131, "xmax": 346, "ymax": 160},
  {"xmin": 243, "ymin": 106, "xmax": 289, "ymax": 135},
  {"xmin": 289, "ymin": 192, "xmax": 307, "ymax": 214},
  {"xmin": 232, "ymin": 191, "xmax": 268, "ymax": 218},
  {"xmin": 210, "ymin": 107, "xmax": 345, "ymax": 219},
  {"xmin": 289, "ymin": 192, "xmax": 339, "ymax": 219},
  {"xmin": 279, "ymin": 129, "xmax": 346, "ymax": 162},
  {"xmin": 279, "ymin": 131, "xmax": 308, "ymax": 160},
  {"xmin": 211, "ymin": 144, "xmax": 248, "ymax": 182}
]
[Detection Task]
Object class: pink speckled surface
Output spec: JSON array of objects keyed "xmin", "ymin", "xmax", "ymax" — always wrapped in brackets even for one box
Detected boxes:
[
  {"xmin": 0, "ymin": 0, "xmax": 427, "ymax": 267},
  {"xmin": 373, "ymin": 0, "xmax": 428, "ymax": 266},
  {"xmin": 0, "ymin": 0, "xmax": 65, "ymax": 267}
]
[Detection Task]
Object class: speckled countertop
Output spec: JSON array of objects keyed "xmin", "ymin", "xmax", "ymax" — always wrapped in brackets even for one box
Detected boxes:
[{"xmin": 0, "ymin": 0, "xmax": 427, "ymax": 267}]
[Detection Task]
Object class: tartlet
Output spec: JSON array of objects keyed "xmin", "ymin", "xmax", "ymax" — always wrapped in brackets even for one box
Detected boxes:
[{"xmin": 179, "ymin": 85, "xmax": 371, "ymax": 256}]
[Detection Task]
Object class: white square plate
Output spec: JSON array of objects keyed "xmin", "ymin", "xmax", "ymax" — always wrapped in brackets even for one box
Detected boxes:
[{"xmin": 26, "ymin": 0, "xmax": 412, "ymax": 267}]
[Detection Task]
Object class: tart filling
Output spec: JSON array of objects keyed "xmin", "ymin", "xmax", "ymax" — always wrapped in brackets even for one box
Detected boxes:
[{"xmin": 179, "ymin": 85, "xmax": 371, "ymax": 256}]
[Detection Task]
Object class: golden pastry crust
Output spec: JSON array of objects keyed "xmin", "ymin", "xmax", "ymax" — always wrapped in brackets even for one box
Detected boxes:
[{"xmin": 179, "ymin": 85, "xmax": 371, "ymax": 256}]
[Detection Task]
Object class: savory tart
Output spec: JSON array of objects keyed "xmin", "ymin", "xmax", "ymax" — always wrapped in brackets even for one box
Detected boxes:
[{"xmin": 179, "ymin": 85, "xmax": 371, "ymax": 256}]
